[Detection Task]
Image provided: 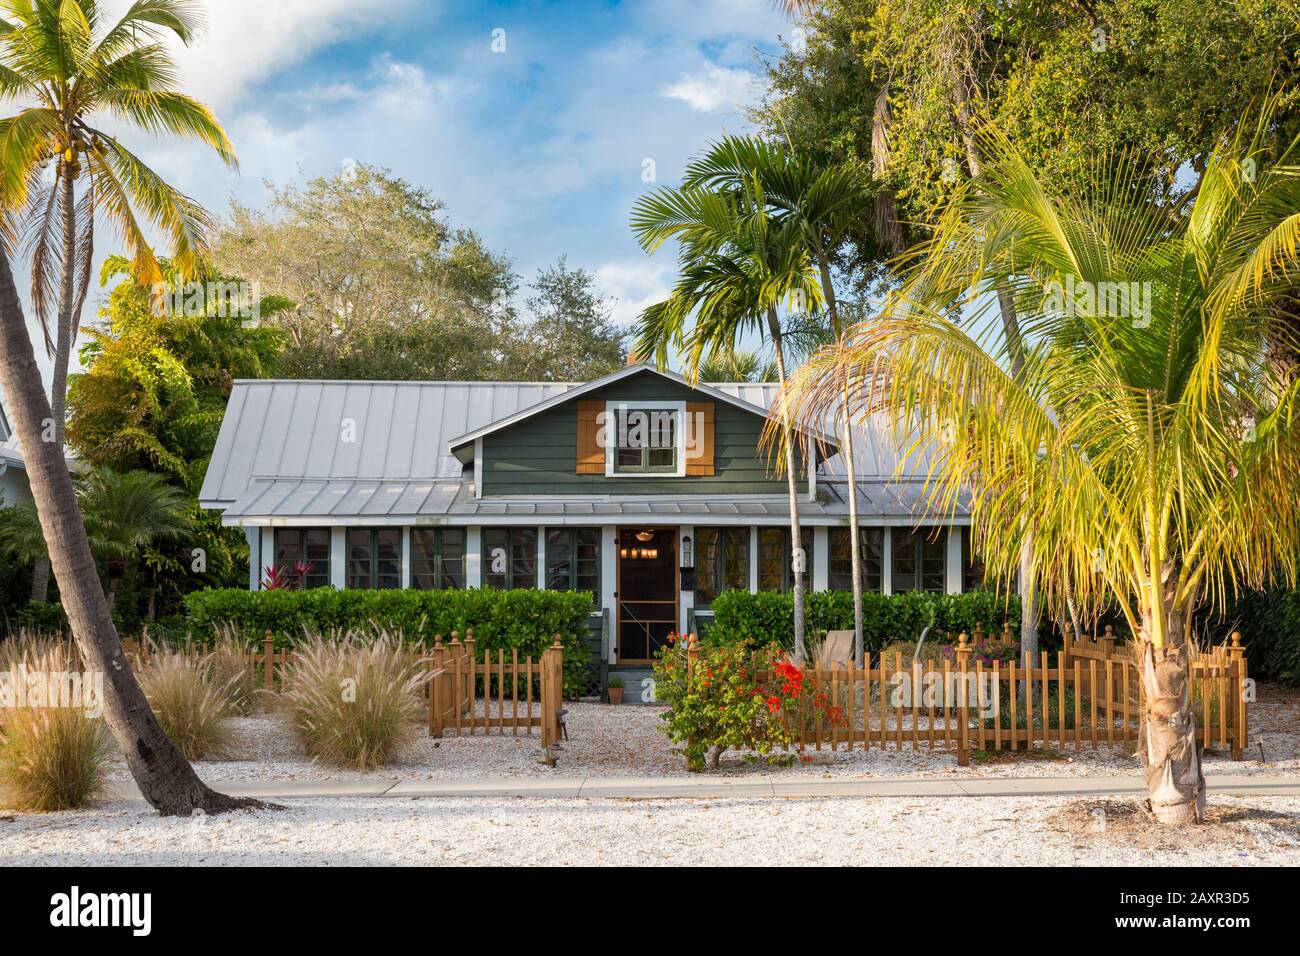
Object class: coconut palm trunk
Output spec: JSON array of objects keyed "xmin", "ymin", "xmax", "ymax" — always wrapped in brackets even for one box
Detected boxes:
[
  {"xmin": 0, "ymin": 247, "xmax": 260, "ymax": 816},
  {"xmin": 767, "ymin": 307, "xmax": 806, "ymax": 659}
]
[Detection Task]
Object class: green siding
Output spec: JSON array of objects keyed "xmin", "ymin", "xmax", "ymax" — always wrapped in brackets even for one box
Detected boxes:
[{"xmin": 481, "ymin": 373, "xmax": 806, "ymax": 496}]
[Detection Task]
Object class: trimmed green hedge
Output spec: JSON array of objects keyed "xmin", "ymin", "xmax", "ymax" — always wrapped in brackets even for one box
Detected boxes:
[
  {"xmin": 702, "ymin": 589, "xmax": 1022, "ymax": 653},
  {"xmin": 183, "ymin": 587, "xmax": 592, "ymax": 697}
]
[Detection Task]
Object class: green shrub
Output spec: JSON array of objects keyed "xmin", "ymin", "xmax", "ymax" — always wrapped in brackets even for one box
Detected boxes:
[
  {"xmin": 13, "ymin": 601, "xmax": 66, "ymax": 634},
  {"xmin": 1209, "ymin": 588, "xmax": 1300, "ymax": 685},
  {"xmin": 183, "ymin": 587, "xmax": 592, "ymax": 697},
  {"xmin": 276, "ymin": 631, "xmax": 425, "ymax": 770},
  {"xmin": 703, "ymin": 589, "xmax": 1021, "ymax": 652}
]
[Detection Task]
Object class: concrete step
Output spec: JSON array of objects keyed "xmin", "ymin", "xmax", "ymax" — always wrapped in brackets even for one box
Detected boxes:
[{"xmin": 608, "ymin": 668, "xmax": 657, "ymax": 704}]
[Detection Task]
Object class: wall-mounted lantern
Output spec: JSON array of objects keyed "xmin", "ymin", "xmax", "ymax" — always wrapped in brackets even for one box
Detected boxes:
[{"xmin": 679, "ymin": 534, "xmax": 695, "ymax": 592}]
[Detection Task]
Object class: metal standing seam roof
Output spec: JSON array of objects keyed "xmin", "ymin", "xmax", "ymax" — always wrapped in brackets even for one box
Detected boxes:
[{"xmin": 201, "ymin": 371, "xmax": 948, "ymax": 520}]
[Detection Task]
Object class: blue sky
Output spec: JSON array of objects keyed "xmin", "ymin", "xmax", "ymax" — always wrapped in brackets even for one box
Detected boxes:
[{"xmin": 47, "ymin": 0, "xmax": 798, "ymax": 356}]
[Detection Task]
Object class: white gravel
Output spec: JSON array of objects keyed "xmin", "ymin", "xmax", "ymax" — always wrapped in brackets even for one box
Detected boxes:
[
  {"xmin": 99, "ymin": 679, "xmax": 1300, "ymax": 783},
  {"xmin": 3, "ymin": 793, "xmax": 1298, "ymax": 866}
]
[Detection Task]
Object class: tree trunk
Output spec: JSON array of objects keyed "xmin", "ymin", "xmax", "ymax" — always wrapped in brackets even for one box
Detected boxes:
[
  {"xmin": 816, "ymin": 258, "xmax": 864, "ymax": 664},
  {"xmin": 29, "ymin": 555, "xmax": 50, "ymax": 602},
  {"xmin": 1139, "ymin": 636, "xmax": 1205, "ymax": 825},
  {"xmin": 51, "ymin": 162, "xmax": 76, "ymax": 449},
  {"xmin": 0, "ymin": 246, "xmax": 265, "ymax": 817},
  {"xmin": 768, "ymin": 308, "xmax": 806, "ymax": 660}
]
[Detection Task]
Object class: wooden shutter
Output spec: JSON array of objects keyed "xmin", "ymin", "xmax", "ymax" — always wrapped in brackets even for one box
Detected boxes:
[
  {"xmin": 576, "ymin": 400, "xmax": 605, "ymax": 474},
  {"xmin": 685, "ymin": 401, "xmax": 715, "ymax": 476}
]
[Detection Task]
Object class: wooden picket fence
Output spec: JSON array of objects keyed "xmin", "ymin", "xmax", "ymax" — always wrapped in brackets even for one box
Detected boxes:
[
  {"xmin": 121, "ymin": 628, "xmax": 566, "ymax": 758},
  {"xmin": 423, "ymin": 631, "xmax": 565, "ymax": 757},
  {"xmin": 685, "ymin": 627, "xmax": 1249, "ymax": 766}
]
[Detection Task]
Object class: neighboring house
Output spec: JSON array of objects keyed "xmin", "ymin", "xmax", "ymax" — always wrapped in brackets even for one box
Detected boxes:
[
  {"xmin": 0, "ymin": 401, "xmax": 35, "ymax": 509},
  {"xmin": 200, "ymin": 363, "xmax": 976, "ymax": 683}
]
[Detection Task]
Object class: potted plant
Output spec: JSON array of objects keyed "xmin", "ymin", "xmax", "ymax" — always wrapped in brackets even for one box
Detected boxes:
[{"xmin": 606, "ymin": 677, "xmax": 625, "ymax": 705}]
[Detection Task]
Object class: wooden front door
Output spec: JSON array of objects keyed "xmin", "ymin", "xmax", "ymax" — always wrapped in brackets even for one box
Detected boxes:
[{"xmin": 615, "ymin": 528, "xmax": 678, "ymax": 664}]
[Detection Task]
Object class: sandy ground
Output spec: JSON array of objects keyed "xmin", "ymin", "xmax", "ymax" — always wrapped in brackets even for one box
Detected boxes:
[
  {"xmin": 97, "ymin": 681, "xmax": 1300, "ymax": 783},
  {"xmin": 3, "ymin": 793, "xmax": 1298, "ymax": 866}
]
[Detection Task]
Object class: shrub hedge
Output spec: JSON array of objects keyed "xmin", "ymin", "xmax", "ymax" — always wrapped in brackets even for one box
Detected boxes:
[
  {"xmin": 183, "ymin": 587, "xmax": 592, "ymax": 697},
  {"xmin": 702, "ymin": 589, "xmax": 1022, "ymax": 653},
  {"xmin": 1212, "ymin": 588, "xmax": 1300, "ymax": 686}
]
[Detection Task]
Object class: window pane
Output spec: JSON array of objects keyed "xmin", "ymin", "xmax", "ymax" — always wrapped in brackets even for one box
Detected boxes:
[
  {"xmin": 347, "ymin": 529, "xmax": 373, "ymax": 589},
  {"xmin": 921, "ymin": 530, "xmax": 946, "ymax": 592},
  {"xmin": 759, "ymin": 528, "xmax": 786, "ymax": 591},
  {"xmin": 483, "ymin": 528, "xmax": 508, "ymax": 589},
  {"xmin": 274, "ymin": 529, "xmax": 301, "ymax": 570},
  {"xmin": 375, "ymin": 529, "xmax": 401, "ymax": 589},
  {"xmin": 574, "ymin": 528, "xmax": 600, "ymax": 595},
  {"xmin": 546, "ymin": 529, "xmax": 573, "ymax": 590},
  {"xmin": 411, "ymin": 529, "xmax": 437, "ymax": 590},
  {"xmin": 721, "ymin": 528, "xmax": 750, "ymax": 593},
  {"xmin": 961, "ymin": 527, "xmax": 984, "ymax": 592},
  {"xmin": 440, "ymin": 529, "xmax": 465, "ymax": 589},
  {"xmin": 892, "ymin": 528, "xmax": 945, "ymax": 593},
  {"xmin": 511, "ymin": 528, "xmax": 537, "ymax": 589},
  {"xmin": 695, "ymin": 527, "xmax": 720, "ymax": 604},
  {"xmin": 830, "ymin": 528, "xmax": 882, "ymax": 593},
  {"xmin": 303, "ymin": 529, "xmax": 331, "ymax": 588},
  {"xmin": 614, "ymin": 407, "xmax": 678, "ymax": 473},
  {"xmin": 892, "ymin": 528, "xmax": 918, "ymax": 593}
]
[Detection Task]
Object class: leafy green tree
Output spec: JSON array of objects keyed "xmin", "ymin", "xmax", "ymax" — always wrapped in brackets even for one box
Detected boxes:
[
  {"xmin": 513, "ymin": 256, "xmax": 625, "ymax": 380},
  {"xmin": 786, "ymin": 114, "xmax": 1300, "ymax": 824},
  {"xmin": 66, "ymin": 256, "xmax": 285, "ymax": 614},
  {"xmin": 78, "ymin": 468, "xmax": 191, "ymax": 609},
  {"xmin": 0, "ymin": 0, "xmax": 237, "ymax": 441}
]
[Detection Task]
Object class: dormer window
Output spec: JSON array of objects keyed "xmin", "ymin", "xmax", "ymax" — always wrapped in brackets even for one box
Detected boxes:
[{"xmin": 605, "ymin": 401, "xmax": 686, "ymax": 477}]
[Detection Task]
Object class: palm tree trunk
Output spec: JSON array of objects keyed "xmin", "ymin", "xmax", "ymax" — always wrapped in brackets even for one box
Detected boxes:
[
  {"xmin": 0, "ymin": 246, "xmax": 263, "ymax": 816},
  {"xmin": 768, "ymin": 307, "xmax": 806, "ymax": 659},
  {"xmin": 1139, "ymin": 620, "xmax": 1204, "ymax": 825},
  {"xmin": 29, "ymin": 555, "xmax": 50, "ymax": 602},
  {"xmin": 816, "ymin": 258, "xmax": 864, "ymax": 664},
  {"xmin": 52, "ymin": 161, "xmax": 75, "ymax": 445}
]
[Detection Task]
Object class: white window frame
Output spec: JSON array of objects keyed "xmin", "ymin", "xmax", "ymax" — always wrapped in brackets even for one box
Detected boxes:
[{"xmin": 603, "ymin": 400, "xmax": 687, "ymax": 478}]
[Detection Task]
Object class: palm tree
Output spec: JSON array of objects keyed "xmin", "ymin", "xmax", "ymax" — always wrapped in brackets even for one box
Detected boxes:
[
  {"xmin": 78, "ymin": 467, "xmax": 190, "ymax": 608},
  {"xmin": 785, "ymin": 115, "xmax": 1300, "ymax": 825},
  {"xmin": 696, "ymin": 348, "xmax": 775, "ymax": 383},
  {"xmin": 632, "ymin": 149, "xmax": 824, "ymax": 657},
  {"xmin": 0, "ymin": 0, "xmax": 236, "ymax": 444},
  {"xmin": 0, "ymin": 236, "xmax": 255, "ymax": 814},
  {"xmin": 0, "ymin": 495, "xmax": 53, "ymax": 600},
  {"xmin": 681, "ymin": 136, "xmax": 872, "ymax": 663}
]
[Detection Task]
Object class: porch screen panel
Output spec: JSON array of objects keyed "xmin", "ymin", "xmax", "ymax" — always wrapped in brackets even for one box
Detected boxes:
[
  {"xmin": 346, "ymin": 529, "xmax": 401, "ymax": 589},
  {"xmin": 828, "ymin": 527, "xmax": 883, "ymax": 593},
  {"xmin": 411, "ymin": 528, "xmax": 466, "ymax": 590},
  {"xmin": 483, "ymin": 528, "xmax": 538, "ymax": 589},
  {"xmin": 545, "ymin": 527, "xmax": 600, "ymax": 596},
  {"xmin": 695, "ymin": 526, "xmax": 750, "ymax": 605},
  {"xmin": 273, "ymin": 528, "xmax": 331, "ymax": 589},
  {"xmin": 758, "ymin": 528, "xmax": 814, "ymax": 593},
  {"xmin": 891, "ymin": 527, "xmax": 947, "ymax": 593}
]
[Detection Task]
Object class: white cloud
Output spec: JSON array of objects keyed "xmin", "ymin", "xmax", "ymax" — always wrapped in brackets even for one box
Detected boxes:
[
  {"xmin": 594, "ymin": 260, "xmax": 677, "ymax": 327},
  {"xmin": 661, "ymin": 65, "xmax": 757, "ymax": 112},
  {"xmin": 97, "ymin": 0, "xmax": 421, "ymax": 112}
]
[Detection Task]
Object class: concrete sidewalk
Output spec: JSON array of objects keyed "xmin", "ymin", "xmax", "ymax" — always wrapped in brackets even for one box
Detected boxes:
[{"xmin": 104, "ymin": 773, "xmax": 1300, "ymax": 802}]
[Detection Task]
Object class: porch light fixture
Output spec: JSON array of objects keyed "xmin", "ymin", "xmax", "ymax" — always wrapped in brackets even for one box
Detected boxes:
[
  {"xmin": 681, "ymin": 534, "xmax": 693, "ymax": 568},
  {"xmin": 635, "ymin": 529, "xmax": 655, "ymax": 542}
]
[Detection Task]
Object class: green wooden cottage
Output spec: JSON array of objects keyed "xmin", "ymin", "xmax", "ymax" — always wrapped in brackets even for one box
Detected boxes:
[{"xmin": 200, "ymin": 363, "xmax": 975, "ymax": 687}]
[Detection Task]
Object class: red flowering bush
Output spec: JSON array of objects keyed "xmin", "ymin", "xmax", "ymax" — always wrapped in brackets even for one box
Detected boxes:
[{"xmin": 652, "ymin": 635, "xmax": 847, "ymax": 771}]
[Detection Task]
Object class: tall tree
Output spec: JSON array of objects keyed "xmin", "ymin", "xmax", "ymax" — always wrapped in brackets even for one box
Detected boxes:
[
  {"xmin": 632, "ymin": 140, "xmax": 826, "ymax": 657},
  {"xmin": 0, "ymin": 0, "xmax": 236, "ymax": 600},
  {"xmin": 680, "ymin": 135, "xmax": 872, "ymax": 663},
  {"xmin": 0, "ymin": 242, "xmax": 256, "ymax": 815},
  {"xmin": 66, "ymin": 256, "xmax": 284, "ymax": 617},
  {"xmin": 785, "ymin": 115, "xmax": 1300, "ymax": 824},
  {"xmin": 512, "ymin": 256, "xmax": 625, "ymax": 380}
]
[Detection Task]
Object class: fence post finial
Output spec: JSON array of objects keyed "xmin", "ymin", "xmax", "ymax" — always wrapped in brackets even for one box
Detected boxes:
[
  {"xmin": 434, "ymin": 633, "xmax": 443, "ymax": 648},
  {"xmin": 1001, "ymin": 620, "xmax": 1013, "ymax": 643}
]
